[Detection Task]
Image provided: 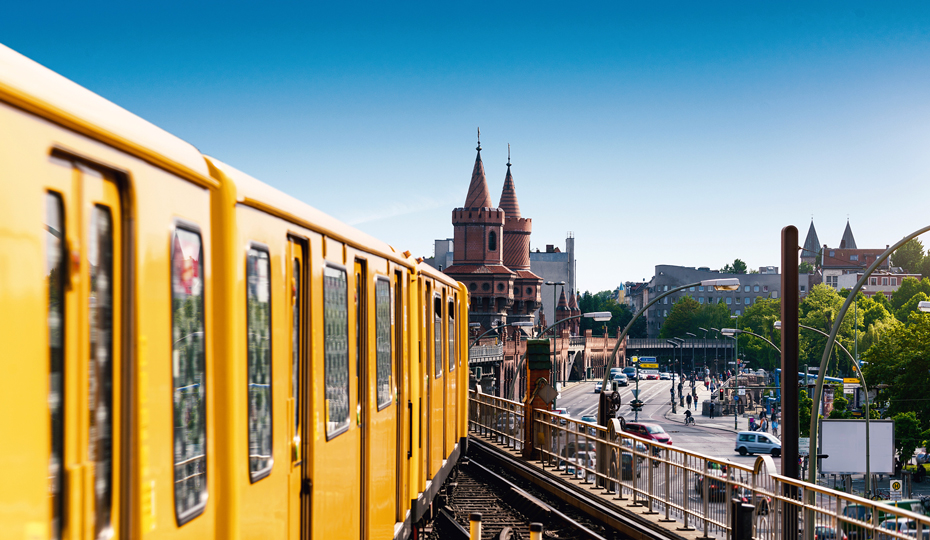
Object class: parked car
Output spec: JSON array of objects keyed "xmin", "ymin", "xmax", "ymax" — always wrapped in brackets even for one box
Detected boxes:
[
  {"xmin": 735, "ymin": 431, "xmax": 781, "ymax": 456},
  {"xmin": 878, "ymin": 518, "xmax": 930, "ymax": 540},
  {"xmin": 916, "ymin": 452, "xmax": 930, "ymax": 465},
  {"xmin": 624, "ymin": 422, "xmax": 672, "ymax": 445},
  {"xmin": 594, "ymin": 381, "xmax": 603, "ymax": 393}
]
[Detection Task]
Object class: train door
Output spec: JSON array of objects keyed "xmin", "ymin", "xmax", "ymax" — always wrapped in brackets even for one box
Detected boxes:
[
  {"xmin": 354, "ymin": 260, "xmax": 369, "ymax": 540},
  {"xmin": 394, "ymin": 271, "xmax": 407, "ymax": 522},
  {"xmin": 46, "ymin": 158, "xmax": 126, "ymax": 540},
  {"xmin": 288, "ymin": 238, "xmax": 308, "ymax": 540}
]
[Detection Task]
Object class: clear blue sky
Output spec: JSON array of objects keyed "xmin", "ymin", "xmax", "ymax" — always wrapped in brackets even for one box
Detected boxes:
[{"xmin": 6, "ymin": 2, "xmax": 930, "ymax": 292}]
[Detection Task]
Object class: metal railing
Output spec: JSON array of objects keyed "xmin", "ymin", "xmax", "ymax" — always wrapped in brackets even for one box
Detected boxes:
[
  {"xmin": 470, "ymin": 344, "xmax": 504, "ymax": 360},
  {"xmin": 569, "ymin": 336, "xmax": 586, "ymax": 347},
  {"xmin": 469, "ymin": 394, "xmax": 930, "ymax": 539}
]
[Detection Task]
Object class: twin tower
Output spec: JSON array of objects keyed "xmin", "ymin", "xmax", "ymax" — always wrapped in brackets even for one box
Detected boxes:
[{"xmin": 443, "ymin": 138, "xmax": 544, "ymax": 332}]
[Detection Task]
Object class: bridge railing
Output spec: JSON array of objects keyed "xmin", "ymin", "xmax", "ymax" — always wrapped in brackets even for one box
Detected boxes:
[
  {"xmin": 468, "ymin": 391, "xmax": 524, "ymax": 451},
  {"xmin": 469, "ymin": 397, "xmax": 930, "ymax": 539},
  {"xmin": 469, "ymin": 344, "xmax": 503, "ymax": 360}
]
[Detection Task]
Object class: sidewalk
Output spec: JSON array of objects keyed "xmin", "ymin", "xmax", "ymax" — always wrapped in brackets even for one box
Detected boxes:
[{"xmin": 663, "ymin": 378, "xmax": 770, "ymax": 434}]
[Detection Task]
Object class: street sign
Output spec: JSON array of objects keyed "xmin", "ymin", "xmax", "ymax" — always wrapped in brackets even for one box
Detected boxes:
[
  {"xmin": 843, "ymin": 383, "xmax": 859, "ymax": 393},
  {"xmin": 843, "ymin": 378, "xmax": 860, "ymax": 384},
  {"xmin": 631, "ymin": 356, "xmax": 638, "ymax": 363},
  {"xmin": 639, "ymin": 363, "xmax": 659, "ymax": 368},
  {"xmin": 890, "ymin": 480, "xmax": 902, "ymax": 501},
  {"xmin": 738, "ymin": 388, "xmax": 746, "ymax": 396},
  {"xmin": 632, "ymin": 389, "xmax": 640, "ymax": 398},
  {"xmin": 799, "ymin": 437, "xmax": 810, "ymax": 455}
]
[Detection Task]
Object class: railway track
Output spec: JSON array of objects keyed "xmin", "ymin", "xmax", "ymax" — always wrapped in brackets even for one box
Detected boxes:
[{"xmin": 427, "ymin": 454, "xmax": 609, "ymax": 540}]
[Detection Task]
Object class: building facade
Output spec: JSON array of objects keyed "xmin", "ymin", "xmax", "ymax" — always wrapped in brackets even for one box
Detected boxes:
[{"xmin": 529, "ymin": 235, "xmax": 577, "ymax": 326}]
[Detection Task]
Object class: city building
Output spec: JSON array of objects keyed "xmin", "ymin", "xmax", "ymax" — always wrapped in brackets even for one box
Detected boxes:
[
  {"xmin": 529, "ymin": 235, "xmax": 577, "ymax": 327},
  {"xmin": 633, "ymin": 265, "xmax": 782, "ymax": 338},
  {"xmin": 836, "ymin": 271, "xmax": 920, "ymax": 297}
]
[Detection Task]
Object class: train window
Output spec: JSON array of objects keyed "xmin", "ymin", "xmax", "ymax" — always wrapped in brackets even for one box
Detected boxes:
[
  {"xmin": 292, "ymin": 259, "xmax": 300, "ymax": 431},
  {"xmin": 375, "ymin": 278, "xmax": 392, "ymax": 409},
  {"xmin": 324, "ymin": 266, "xmax": 350, "ymax": 438},
  {"xmin": 448, "ymin": 300, "xmax": 455, "ymax": 372},
  {"xmin": 46, "ymin": 193, "xmax": 65, "ymax": 540},
  {"xmin": 89, "ymin": 205, "xmax": 115, "ymax": 539},
  {"xmin": 247, "ymin": 246, "xmax": 273, "ymax": 481},
  {"xmin": 171, "ymin": 226, "xmax": 207, "ymax": 523},
  {"xmin": 434, "ymin": 296, "xmax": 442, "ymax": 378}
]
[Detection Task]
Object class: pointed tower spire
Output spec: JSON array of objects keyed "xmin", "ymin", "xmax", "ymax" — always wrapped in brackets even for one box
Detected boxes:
[
  {"xmin": 463, "ymin": 128, "xmax": 493, "ymax": 208},
  {"xmin": 840, "ymin": 220, "xmax": 857, "ymax": 249},
  {"xmin": 498, "ymin": 143, "xmax": 522, "ymax": 218},
  {"xmin": 801, "ymin": 219, "xmax": 821, "ymax": 263}
]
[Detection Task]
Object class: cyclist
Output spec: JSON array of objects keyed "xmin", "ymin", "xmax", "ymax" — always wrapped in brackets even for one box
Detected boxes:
[{"xmin": 684, "ymin": 409, "xmax": 694, "ymax": 425}]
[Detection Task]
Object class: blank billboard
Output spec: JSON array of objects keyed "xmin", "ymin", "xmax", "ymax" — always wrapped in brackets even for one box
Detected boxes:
[{"xmin": 821, "ymin": 419, "xmax": 895, "ymax": 474}]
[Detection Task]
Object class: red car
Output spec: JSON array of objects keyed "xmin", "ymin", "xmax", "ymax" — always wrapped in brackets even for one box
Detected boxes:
[{"xmin": 623, "ymin": 422, "xmax": 673, "ymax": 446}]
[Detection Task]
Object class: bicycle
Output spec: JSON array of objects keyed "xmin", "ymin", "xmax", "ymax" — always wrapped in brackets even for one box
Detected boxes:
[
  {"xmin": 870, "ymin": 488, "xmax": 890, "ymax": 501},
  {"xmin": 685, "ymin": 415, "xmax": 695, "ymax": 426}
]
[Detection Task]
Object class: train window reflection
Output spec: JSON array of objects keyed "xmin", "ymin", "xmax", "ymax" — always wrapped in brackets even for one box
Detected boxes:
[
  {"xmin": 46, "ymin": 193, "xmax": 65, "ymax": 540},
  {"xmin": 447, "ymin": 300, "xmax": 455, "ymax": 372},
  {"xmin": 433, "ymin": 296, "xmax": 442, "ymax": 378},
  {"xmin": 247, "ymin": 247, "xmax": 273, "ymax": 480},
  {"xmin": 324, "ymin": 266, "xmax": 350, "ymax": 438},
  {"xmin": 171, "ymin": 226, "xmax": 207, "ymax": 523},
  {"xmin": 89, "ymin": 205, "xmax": 114, "ymax": 540},
  {"xmin": 375, "ymin": 278, "xmax": 392, "ymax": 409}
]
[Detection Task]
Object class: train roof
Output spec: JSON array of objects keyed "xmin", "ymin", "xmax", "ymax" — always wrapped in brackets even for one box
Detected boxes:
[
  {"xmin": 205, "ymin": 156, "xmax": 418, "ymax": 269},
  {"xmin": 0, "ymin": 44, "xmax": 212, "ymax": 186},
  {"xmin": 417, "ymin": 260, "xmax": 462, "ymax": 288}
]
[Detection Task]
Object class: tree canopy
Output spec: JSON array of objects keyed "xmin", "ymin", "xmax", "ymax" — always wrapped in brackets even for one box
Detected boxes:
[
  {"xmin": 892, "ymin": 238, "xmax": 926, "ymax": 275},
  {"xmin": 722, "ymin": 258, "xmax": 748, "ymax": 274},
  {"xmin": 578, "ymin": 291, "xmax": 646, "ymax": 338}
]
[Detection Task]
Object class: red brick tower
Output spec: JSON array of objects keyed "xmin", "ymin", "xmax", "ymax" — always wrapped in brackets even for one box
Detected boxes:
[
  {"xmin": 569, "ymin": 290, "xmax": 581, "ymax": 335},
  {"xmin": 444, "ymin": 133, "xmax": 516, "ymax": 331},
  {"xmin": 499, "ymin": 147, "xmax": 543, "ymax": 325},
  {"xmin": 556, "ymin": 287, "xmax": 571, "ymax": 334}
]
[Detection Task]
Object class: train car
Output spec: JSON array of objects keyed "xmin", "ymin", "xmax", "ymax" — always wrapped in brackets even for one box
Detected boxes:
[{"xmin": 0, "ymin": 43, "xmax": 468, "ymax": 540}]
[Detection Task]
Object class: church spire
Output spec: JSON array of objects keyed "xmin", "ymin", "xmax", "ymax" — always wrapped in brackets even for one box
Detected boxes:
[
  {"xmin": 839, "ymin": 219, "xmax": 857, "ymax": 249},
  {"xmin": 801, "ymin": 219, "xmax": 821, "ymax": 262},
  {"xmin": 463, "ymin": 127, "xmax": 493, "ymax": 208},
  {"xmin": 498, "ymin": 143, "xmax": 522, "ymax": 218}
]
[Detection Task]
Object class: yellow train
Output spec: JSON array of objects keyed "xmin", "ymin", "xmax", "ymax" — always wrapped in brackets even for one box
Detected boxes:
[{"xmin": 0, "ymin": 44, "xmax": 469, "ymax": 540}]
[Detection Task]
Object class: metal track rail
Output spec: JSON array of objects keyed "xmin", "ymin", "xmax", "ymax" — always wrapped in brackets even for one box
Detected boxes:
[{"xmin": 469, "ymin": 436, "xmax": 687, "ymax": 540}]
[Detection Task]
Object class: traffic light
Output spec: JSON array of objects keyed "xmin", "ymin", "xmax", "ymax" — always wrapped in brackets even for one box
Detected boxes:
[
  {"xmin": 719, "ymin": 389, "xmax": 725, "ymax": 400},
  {"xmin": 630, "ymin": 399, "xmax": 644, "ymax": 412}
]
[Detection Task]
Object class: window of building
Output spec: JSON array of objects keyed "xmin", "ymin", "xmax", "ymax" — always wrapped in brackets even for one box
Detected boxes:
[
  {"xmin": 689, "ymin": 286, "xmax": 695, "ymax": 291},
  {"xmin": 488, "ymin": 231, "xmax": 497, "ymax": 251},
  {"xmin": 726, "ymin": 298, "xmax": 732, "ymax": 305},
  {"xmin": 870, "ymin": 277, "xmax": 877, "ymax": 286},
  {"xmin": 882, "ymin": 277, "xmax": 888, "ymax": 286},
  {"xmin": 736, "ymin": 310, "xmax": 741, "ymax": 316},
  {"xmin": 850, "ymin": 255, "xmax": 858, "ymax": 261},
  {"xmin": 664, "ymin": 285, "xmax": 668, "ymax": 291},
  {"xmin": 830, "ymin": 250, "xmax": 835, "ymax": 257},
  {"xmin": 246, "ymin": 246, "xmax": 273, "ymax": 480},
  {"xmin": 745, "ymin": 297, "xmax": 750, "ymax": 305},
  {"xmin": 698, "ymin": 286, "xmax": 704, "ymax": 291},
  {"xmin": 744, "ymin": 285, "xmax": 750, "ymax": 292},
  {"xmin": 763, "ymin": 285, "xmax": 769, "ymax": 292},
  {"xmin": 891, "ymin": 278, "xmax": 897, "ymax": 286},
  {"xmin": 324, "ymin": 266, "xmax": 350, "ymax": 438},
  {"xmin": 663, "ymin": 297, "xmax": 668, "ymax": 304},
  {"xmin": 753, "ymin": 285, "xmax": 759, "ymax": 292},
  {"xmin": 800, "ymin": 285, "xmax": 806, "ymax": 292},
  {"xmin": 172, "ymin": 226, "xmax": 207, "ymax": 521},
  {"xmin": 699, "ymin": 297, "xmax": 704, "ymax": 304},
  {"xmin": 773, "ymin": 291, "xmax": 779, "ymax": 299},
  {"xmin": 663, "ymin": 310, "xmax": 668, "ymax": 317}
]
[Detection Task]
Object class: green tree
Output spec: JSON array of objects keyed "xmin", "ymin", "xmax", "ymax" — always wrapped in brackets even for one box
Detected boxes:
[
  {"xmin": 799, "ymin": 285, "xmax": 855, "ymax": 376},
  {"xmin": 829, "ymin": 394, "xmax": 850, "ymax": 419},
  {"xmin": 578, "ymin": 291, "xmax": 646, "ymax": 337},
  {"xmin": 892, "ymin": 238, "xmax": 926, "ymax": 275},
  {"xmin": 891, "ymin": 277, "xmax": 930, "ymax": 312},
  {"xmin": 893, "ymin": 412, "xmax": 922, "ymax": 464},
  {"xmin": 799, "ymin": 261, "xmax": 815, "ymax": 274},
  {"xmin": 872, "ymin": 291, "xmax": 892, "ymax": 312},
  {"xmin": 696, "ymin": 301, "xmax": 735, "ymax": 335},
  {"xmin": 862, "ymin": 312, "xmax": 930, "ymax": 438},
  {"xmin": 739, "ymin": 298, "xmax": 781, "ymax": 371},
  {"xmin": 895, "ymin": 292, "xmax": 930, "ymax": 323},
  {"xmin": 722, "ymin": 258, "xmax": 748, "ymax": 274},
  {"xmin": 659, "ymin": 296, "xmax": 701, "ymax": 338}
]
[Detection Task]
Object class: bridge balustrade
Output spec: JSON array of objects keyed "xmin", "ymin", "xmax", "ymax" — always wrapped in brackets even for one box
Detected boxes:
[{"xmin": 469, "ymin": 393, "xmax": 930, "ymax": 540}]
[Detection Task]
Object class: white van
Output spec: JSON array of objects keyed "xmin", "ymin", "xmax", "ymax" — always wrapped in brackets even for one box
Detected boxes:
[{"xmin": 735, "ymin": 431, "xmax": 781, "ymax": 457}]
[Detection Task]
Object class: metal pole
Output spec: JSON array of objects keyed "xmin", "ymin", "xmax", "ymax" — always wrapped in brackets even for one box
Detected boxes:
[{"xmin": 781, "ymin": 225, "xmax": 800, "ymax": 540}]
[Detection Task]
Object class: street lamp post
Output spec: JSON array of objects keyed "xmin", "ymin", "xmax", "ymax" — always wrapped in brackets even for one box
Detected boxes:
[
  {"xmin": 807, "ymin": 224, "xmax": 930, "ymax": 491},
  {"xmin": 698, "ymin": 327, "xmax": 710, "ymax": 375},
  {"xmin": 686, "ymin": 332, "xmax": 697, "ymax": 375},
  {"xmin": 544, "ymin": 280, "xmax": 566, "ymax": 393},
  {"xmin": 666, "ymin": 339, "xmax": 681, "ymax": 389}
]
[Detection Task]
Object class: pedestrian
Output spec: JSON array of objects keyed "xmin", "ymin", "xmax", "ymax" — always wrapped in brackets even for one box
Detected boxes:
[
  {"xmin": 709, "ymin": 401, "xmax": 715, "ymax": 419},
  {"xmin": 687, "ymin": 393, "xmax": 693, "ymax": 410},
  {"xmin": 749, "ymin": 417, "xmax": 756, "ymax": 431},
  {"xmin": 772, "ymin": 419, "xmax": 779, "ymax": 438}
]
